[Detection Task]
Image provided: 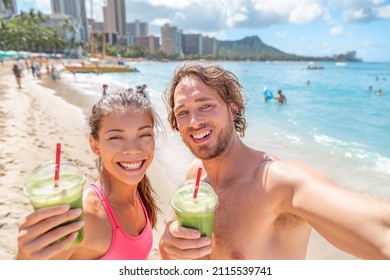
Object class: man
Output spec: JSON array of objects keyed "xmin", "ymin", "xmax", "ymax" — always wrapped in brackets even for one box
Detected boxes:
[
  {"xmin": 275, "ymin": 89, "xmax": 287, "ymax": 103},
  {"xmin": 102, "ymin": 84, "xmax": 108, "ymax": 96},
  {"xmin": 159, "ymin": 61, "xmax": 390, "ymax": 260},
  {"xmin": 13, "ymin": 63, "xmax": 22, "ymax": 89}
]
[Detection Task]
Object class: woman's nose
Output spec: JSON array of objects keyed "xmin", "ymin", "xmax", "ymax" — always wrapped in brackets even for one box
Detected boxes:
[{"xmin": 122, "ymin": 140, "xmax": 141, "ymax": 155}]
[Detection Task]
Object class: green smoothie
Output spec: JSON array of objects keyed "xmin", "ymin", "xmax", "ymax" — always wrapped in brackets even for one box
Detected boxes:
[
  {"xmin": 25, "ymin": 160, "xmax": 85, "ymax": 248},
  {"xmin": 171, "ymin": 180, "xmax": 218, "ymax": 238}
]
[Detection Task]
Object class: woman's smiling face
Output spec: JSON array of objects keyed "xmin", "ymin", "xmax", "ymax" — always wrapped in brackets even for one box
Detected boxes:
[{"xmin": 90, "ymin": 108, "xmax": 155, "ymax": 186}]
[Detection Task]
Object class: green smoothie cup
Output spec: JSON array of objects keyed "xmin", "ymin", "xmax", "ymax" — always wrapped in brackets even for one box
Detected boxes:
[
  {"xmin": 171, "ymin": 179, "xmax": 218, "ymax": 238},
  {"xmin": 24, "ymin": 159, "xmax": 85, "ymax": 249}
]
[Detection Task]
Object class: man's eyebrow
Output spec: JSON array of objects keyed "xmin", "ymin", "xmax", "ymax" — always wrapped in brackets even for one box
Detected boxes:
[
  {"xmin": 174, "ymin": 104, "xmax": 184, "ymax": 112},
  {"xmin": 174, "ymin": 96, "xmax": 215, "ymax": 112}
]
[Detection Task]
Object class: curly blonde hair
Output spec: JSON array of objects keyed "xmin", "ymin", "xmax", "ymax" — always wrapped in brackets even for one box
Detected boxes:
[{"xmin": 163, "ymin": 61, "xmax": 247, "ymax": 137}]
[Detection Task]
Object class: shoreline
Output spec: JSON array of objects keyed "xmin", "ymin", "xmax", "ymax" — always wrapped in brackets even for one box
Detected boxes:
[{"xmin": 0, "ymin": 59, "xmax": 356, "ymax": 260}]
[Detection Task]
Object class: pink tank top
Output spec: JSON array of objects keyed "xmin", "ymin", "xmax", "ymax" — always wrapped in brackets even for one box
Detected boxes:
[{"xmin": 89, "ymin": 184, "xmax": 153, "ymax": 260}]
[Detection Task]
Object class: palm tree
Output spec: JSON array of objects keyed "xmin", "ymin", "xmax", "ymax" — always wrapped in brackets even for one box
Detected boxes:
[
  {"xmin": 0, "ymin": 20, "xmax": 10, "ymax": 50},
  {"xmin": 61, "ymin": 18, "xmax": 78, "ymax": 56},
  {"xmin": 11, "ymin": 9, "xmax": 47, "ymax": 52}
]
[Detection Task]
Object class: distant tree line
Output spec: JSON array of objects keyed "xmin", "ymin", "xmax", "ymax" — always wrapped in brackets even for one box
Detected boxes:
[
  {"xmin": 0, "ymin": 9, "xmax": 362, "ymax": 62},
  {"xmin": 0, "ymin": 9, "xmax": 66, "ymax": 53}
]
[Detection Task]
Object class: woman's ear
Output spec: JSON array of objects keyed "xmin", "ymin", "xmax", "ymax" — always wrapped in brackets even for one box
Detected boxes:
[{"xmin": 89, "ymin": 135, "xmax": 101, "ymax": 156}]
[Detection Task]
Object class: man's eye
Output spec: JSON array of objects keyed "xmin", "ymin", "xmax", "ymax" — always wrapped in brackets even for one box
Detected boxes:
[
  {"xmin": 177, "ymin": 110, "xmax": 188, "ymax": 117},
  {"xmin": 201, "ymin": 104, "xmax": 212, "ymax": 109}
]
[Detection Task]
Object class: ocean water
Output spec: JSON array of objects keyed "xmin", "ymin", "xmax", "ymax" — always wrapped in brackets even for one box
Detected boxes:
[{"xmin": 59, "ymin": 60, "xmax": 390, "ymax": 199}]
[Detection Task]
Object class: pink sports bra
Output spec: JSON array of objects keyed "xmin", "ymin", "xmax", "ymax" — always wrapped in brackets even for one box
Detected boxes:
[{"xmin": 89, "ymin": 184, "xmax": 153, "ymax": 260}]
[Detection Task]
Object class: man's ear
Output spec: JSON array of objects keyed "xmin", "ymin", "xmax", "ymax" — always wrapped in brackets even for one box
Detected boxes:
[
  {"xmin": 89, "ymin": 135, "xmax": 101, "ymax": 156},
  {"xmin": 230, "ymin": 103, "xmax": 238, "ymax": 119}
]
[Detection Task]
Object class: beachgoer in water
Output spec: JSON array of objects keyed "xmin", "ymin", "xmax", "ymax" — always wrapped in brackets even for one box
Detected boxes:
[
  {"xmin": 376, "ymin": 89, "xmax": 383, "ymax": 96},
  {"xmin": 275, "ymin": 89, "xmax": 287, "ymax": 104},
  {"xmin": 263, "ymin": 86, "xmax": 273, "ymax": 102}
]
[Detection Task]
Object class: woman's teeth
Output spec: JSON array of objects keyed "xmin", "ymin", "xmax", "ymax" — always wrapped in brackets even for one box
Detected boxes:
[{"xmin": 119, "ymin": 161, "xmax": 142, "ymax": 170}]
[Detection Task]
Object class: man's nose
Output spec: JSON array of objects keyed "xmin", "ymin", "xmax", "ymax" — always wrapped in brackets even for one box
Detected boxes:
[{"xmin": 188, "ymin": 110, "xmax": 205, "ymax": 129}]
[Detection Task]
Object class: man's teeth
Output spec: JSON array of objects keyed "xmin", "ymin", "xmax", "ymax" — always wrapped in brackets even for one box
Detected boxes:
[
  {"xmin": 119, "ymin": 161, "xmax": 142, "ymax": 169},
  {"xmin": 193, "ymin": 131, "xmax": 210, "ymax": 139}
]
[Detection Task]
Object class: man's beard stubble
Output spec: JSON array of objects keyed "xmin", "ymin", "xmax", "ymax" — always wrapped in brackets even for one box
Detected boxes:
[{"xmin": 181, "ymin": 120, "xmax": 235, "ymax": 160}]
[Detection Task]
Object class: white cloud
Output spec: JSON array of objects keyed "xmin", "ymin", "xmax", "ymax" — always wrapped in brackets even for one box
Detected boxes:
[
  {"xmin": 173, "ymin": 12, "xmax": 186, "ymax": 21},
  {"xmin": 330, "ymin": 25, "xmax": 344, "ymax": 36},
  {"xmin": 226, "ymin": 11, "xmax": 248, "ymax": 27},
  {"xmin": 372, "ymin": 0, "xmax": 385, "ymax": 4},
  {"xmin": 374, "ymin": 5, "xmax": 390, "ymax": 18},
  {"xmin": 221, "ymin": 0, "xmax": 249, "ymax": 27},
  {"xmin": 251, "ymin": 0, "xmax": 328, "ymax": 24},
  {"xmin": 150, "ymin": 18, "xmax": 172, "ymax": 27},
  {"xmin": 345, "ymin": 8, "xmax": 371, "ymax": 21},
  {"xmin": 147, "ymin": 0, "xmax": 198, "ymax": 9},
  {"xmin": 338, "ymin": 1, "xmax": 390, "ymax": 22},
  {"xmin": 289, "ymin": 2, "xmax": 326, "ymax": 23}
]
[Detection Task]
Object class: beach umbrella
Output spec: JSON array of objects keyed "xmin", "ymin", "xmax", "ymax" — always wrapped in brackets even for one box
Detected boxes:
[
  {"xmin": 18, "ymin": 51, "xmax": 31, "ymax": 58},
  {"xmin": 4, "ymin": 50, "xmax": 18, "ymax": 57}
]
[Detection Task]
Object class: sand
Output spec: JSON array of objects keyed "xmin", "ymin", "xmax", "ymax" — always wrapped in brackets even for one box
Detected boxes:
[{"xmin": 0, "ymin": 59, "xmax": 355, "ymax": 260}]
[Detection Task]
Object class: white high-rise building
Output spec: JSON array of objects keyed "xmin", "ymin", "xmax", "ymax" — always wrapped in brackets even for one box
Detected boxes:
[
  {"xmin": 104, "ymin": 0, "xmax": 127, "ymax": 45},
  {"xmin": 51, "ymin": 0, "xmax": 88, "ymax": 41},
  {"xmin": 127, "ymin": 20, "xmax": 148, "ymax": 45},
  {"xmin": 0, "ymin": 0, "xmax": 17, "ymax": 19},
  {"xmin": 161, "ymin": 23, "xmax": 182, "ymax": 55}
]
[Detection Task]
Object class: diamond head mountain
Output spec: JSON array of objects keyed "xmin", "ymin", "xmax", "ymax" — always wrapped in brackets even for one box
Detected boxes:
[{"xmin": 215, "ymin": 35, "xmax": 361, "ymax": 62}]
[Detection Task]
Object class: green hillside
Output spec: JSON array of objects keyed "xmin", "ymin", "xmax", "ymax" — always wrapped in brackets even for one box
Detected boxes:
[{"xmin": 216, "ymin": 35, "xmax": 361, "ymax": 62}]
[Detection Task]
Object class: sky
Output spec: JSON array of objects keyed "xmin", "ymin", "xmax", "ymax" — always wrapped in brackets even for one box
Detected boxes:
[{"xmin": 17, "ymin": 0, "xmax": 390, "ymax": 62}]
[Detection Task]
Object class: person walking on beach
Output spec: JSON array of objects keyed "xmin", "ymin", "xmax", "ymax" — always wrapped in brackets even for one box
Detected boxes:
[
  {"xmin": 159, "ymin": 61, "xmax": 390, "ymax": 260},
  {"xmin": 102, "ymin": 84, "xmax": 108, "ymax": 96},
  {"xmin": 12, "ymin": 63, "xmax": 22, "ymax": 89},
  {"xmin": 16, "ymin": 89, "xmax": 161, "ymax": 260}
]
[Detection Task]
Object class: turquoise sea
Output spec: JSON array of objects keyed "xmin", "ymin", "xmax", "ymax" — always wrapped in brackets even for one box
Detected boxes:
[{"xmin": 59, "ymin": 60, "xmax": 390, "ymax": 199}]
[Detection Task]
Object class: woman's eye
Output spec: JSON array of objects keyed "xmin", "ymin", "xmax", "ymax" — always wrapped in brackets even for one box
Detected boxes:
[
  {"xmin": 140, "ymin": 133, "xmax": 153, "ymax": 137},
  {"xmin": 108, "ymin": 136, "xmax": 121, "ymax": 140},
  {"xmin": 201, "ymin": 104, "xmax": 212, "ymax": 109}
]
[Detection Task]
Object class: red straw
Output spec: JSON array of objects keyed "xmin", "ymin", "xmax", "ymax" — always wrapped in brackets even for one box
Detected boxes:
[
  {"xmin": 193, "ymin": 167, "xmax": 202, "ymax": 199},
  {"xmin": 54, "ymin": 143, "xmax": 61, "ymax": 188}
]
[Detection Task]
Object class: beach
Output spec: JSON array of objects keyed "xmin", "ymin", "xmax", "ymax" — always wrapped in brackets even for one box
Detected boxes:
[
  {"xmin": 0, "ymin": 59, "xmax": 357, "ymax": 260},
  {"xmin": 0, "ymin": 59, "xmax": 185, "ymax": 260}
]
